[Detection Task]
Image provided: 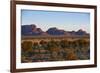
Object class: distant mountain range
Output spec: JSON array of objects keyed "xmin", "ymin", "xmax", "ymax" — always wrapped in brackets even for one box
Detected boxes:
[{"xmin": 21, "ymin": 24, "xmax": 89, "ymax": 37}]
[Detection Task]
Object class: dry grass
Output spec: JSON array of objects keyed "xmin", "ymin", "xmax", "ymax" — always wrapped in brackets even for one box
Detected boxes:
[{"xmin": 21, "ymin": 37, "xmax": 90, "ymax": 63}]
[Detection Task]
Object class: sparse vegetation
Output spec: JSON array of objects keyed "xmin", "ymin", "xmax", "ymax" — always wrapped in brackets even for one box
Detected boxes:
[{"xmin": 21, "ymin": 37, "xmax": 90, "ymax": 63}]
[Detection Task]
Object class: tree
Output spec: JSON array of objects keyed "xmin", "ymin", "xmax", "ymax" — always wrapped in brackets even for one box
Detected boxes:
[
  {"xmin": 32, "ymin": 42, "xmax": 39, "ymax": 49},
  {"xmin": 66, "ymin": 52, "xmax": 78, "ymax": 60},
  {"xmin": 60, "ymin": 40, "xmax": 68, "ymax": 48},
  {"xmin": 47, "ymin": 40, "xmax": 60, "ymax": 52},
  {"xmin": 83, "ymin": 40, "xmax": 90, "ymax": 47},
  {"xmin": 71, "ymin": 40, "xmax": 78, "ymax": 49},
  {"xmin": 76, "ymin": 39, "xmax": 84, "ymax": 49},
  {"xmin": 21, "ymin": 41, "xmax": 33, "ymax": 52},
  {"xmin": 39, "ymin": 40, "xmax": 48, "ymax": 49}
]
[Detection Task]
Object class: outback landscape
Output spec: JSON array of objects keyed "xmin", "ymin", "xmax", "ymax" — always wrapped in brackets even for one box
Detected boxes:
[{"xmin": 21, "ymin": 24, "xmax": 90, "ymax": 63}]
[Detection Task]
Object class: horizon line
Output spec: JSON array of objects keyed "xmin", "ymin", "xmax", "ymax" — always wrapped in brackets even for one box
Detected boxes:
[{"xmin": 21, "ymin": 24, "xmax": 90, "ymax": 33}]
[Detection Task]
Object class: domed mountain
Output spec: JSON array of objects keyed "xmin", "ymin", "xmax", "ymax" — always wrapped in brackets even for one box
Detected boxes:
[
  {"xmin": 21, "ymin": 24, "xmax": 43, "ymax": 36},
  {"xmin": 75, "ymin": 29, "xmax": 87, "ymax": 35},
  {"xmin": 21, "ymin": 24, "xmax": 89, "ymax": 36},
  {"xmin": 21, "ymin": 25, "xmax": 33, "ymax": 35},
  {"xmin": 46, "ymin": 27, "xmax": 65, "ymax": 35}
]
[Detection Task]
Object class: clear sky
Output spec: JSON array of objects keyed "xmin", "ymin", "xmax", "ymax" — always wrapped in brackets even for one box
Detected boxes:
[{"xmin": 21, "ymin": 10, "xmax": 90, "ymax": 33}]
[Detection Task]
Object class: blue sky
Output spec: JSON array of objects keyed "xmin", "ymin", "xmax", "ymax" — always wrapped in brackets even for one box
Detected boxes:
[{"xmin": 21, "ymin": 10, "xmax": 90, "ymax": 33}]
